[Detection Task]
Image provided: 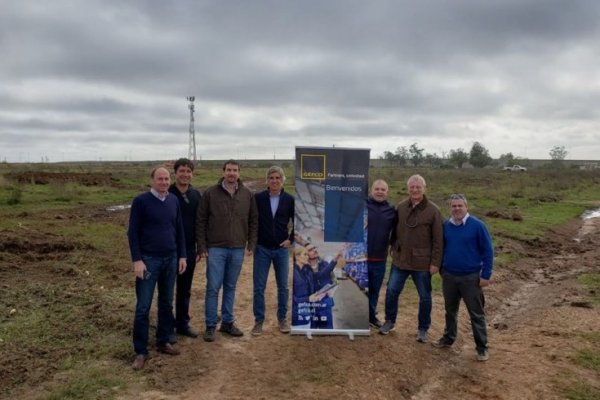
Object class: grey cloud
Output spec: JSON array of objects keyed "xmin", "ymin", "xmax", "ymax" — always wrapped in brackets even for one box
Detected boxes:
[{"xmin": 1, "ymin": 1, "xmax": 600, "ymax": 161}]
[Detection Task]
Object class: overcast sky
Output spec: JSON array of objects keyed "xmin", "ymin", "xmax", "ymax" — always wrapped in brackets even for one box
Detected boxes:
[{"xmin": 2, "ymin": 1, "xmax": 600, "ymax": 162}]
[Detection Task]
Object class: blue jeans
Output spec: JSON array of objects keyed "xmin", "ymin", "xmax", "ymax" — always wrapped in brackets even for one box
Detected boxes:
[
  {"xmin": 368, "ymin": 260, "xmax": 386, "ymax": 322},
  {"xmin": 253, "ymin": 245, "xmax": 290, "ymax": 322},
  {"xmin": 175, "ymin": 248, "xmax": 197, "ymax": 330},
  {"xmin": 205, "ymin": 247, "xmax": 245, "ymax": 327},
  {"xmin": 384, "ymin": 265, "xmax": 432, "ymax": 331},
  {"xmin": 133, "ymin": 253, "xmax": 177, "ymax": 355}
]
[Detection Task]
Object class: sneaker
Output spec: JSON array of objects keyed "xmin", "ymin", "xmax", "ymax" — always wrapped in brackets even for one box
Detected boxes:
[
  {"xmin": 379, "ymin": 320, "xmax": 395, "ymax": 335},
  {"xmin": 220, "ymin": 322, "xmax": 244, "ymax": 337},
  {"xmin": 278, "ymin": 319, "xmax": 291, "ymax": 334},
  {"xmin": 416, "ymin": 329, "xmax": 428, "ymax": 343},
  {"xmin": 203, "ymin": 326, "xmax": 216, "ymax": 342},
  {"xmin": 251, "ymin": 322, "xmax": 263, "ymax": 336},
  {"xmin": 477, "ymin": 349, "xmax": 489, "ymax": 361},
  {"xmin": 369, "ymin": 318, "xmax": 383, "ymax": 329},
  {"xmin": 432, "ymin": 337, "xmax": 453, "ymax": 348}
]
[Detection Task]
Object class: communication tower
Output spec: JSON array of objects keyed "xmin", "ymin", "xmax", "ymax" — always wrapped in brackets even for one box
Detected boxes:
[{"xmin": 187, "ymin": 96, "xmax": 197, "ymax": 162}]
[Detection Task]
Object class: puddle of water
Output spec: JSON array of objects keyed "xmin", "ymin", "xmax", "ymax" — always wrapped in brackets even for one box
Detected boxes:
[
  {"xmin": 582, "ymin": 208, "xmax": 600, "ymax": 220},
  {"xmin": 106, "ymin": 204, "xmax": 131, "ymax": 212}
]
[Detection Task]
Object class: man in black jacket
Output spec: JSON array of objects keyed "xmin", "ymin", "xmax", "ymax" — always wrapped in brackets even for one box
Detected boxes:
[
  {"xmin": 251, "ymin": 166, "xmax": 294, "ymax": 335},
  {"xmin": 168, "ymin": 158, "xmax": 202, "ymax": 338}
]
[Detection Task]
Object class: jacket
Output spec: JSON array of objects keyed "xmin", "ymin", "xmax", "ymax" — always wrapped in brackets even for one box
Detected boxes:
[
  {"xmin": 390, "ymin": 194, "xmax": 443, "ymax": 271},
  {"xmin": 255, "ymin": 188, "xmax": 294, "ymax": 249},
  {"xmin": 168, "ymin": 184, "xmax": 201, "ymax": 247},
  {"xmin": 195, "ymin": 178, "xmax": 258, "ymax": 252}
]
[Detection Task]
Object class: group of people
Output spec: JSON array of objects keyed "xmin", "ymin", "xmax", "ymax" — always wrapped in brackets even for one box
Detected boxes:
[
  {"xmin": 368, "ymin": 174, "xmax": 494, "ymax": 363},
  {"xmin": 127, "ymin": 160, "xmax": 494, "ymax": 371},
  {"xmin": 127, "ymin": 160, "xmax": 294, "ymax": 370}
]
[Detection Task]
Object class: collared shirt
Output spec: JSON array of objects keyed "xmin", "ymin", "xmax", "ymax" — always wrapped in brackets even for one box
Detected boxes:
[
  {"xmin": 449, "ymin": 212, "xmax": 470, "ymax": 226},
  {"xmin": 269, "ymin": 191, "xmax": 281, "ymax": 217},
  {"xmin": 150, "ymin": 188, "xmax": 168, "ymax": 202},
  {"xmin": 221, "ymin": 180, "xmax": 238, "ymax": 194}
]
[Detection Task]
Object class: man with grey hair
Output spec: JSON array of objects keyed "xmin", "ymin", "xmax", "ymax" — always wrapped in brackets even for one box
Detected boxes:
[
  {"xmin": 380, "ymin": 174, "xmax": 443, "ymax": 343},
  {"xmin": 251, "ymin": 166, "xmax": 295, "ymax": 335},
  {"xmin": 433, "ymin": 193, "xmax": 494, "ymax": 361}
]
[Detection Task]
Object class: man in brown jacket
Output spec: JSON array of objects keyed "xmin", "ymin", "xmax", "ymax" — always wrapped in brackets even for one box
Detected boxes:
[
  {"xmin": 196, "ymin": 160, "xmax": 258, "ymax": 342},
  {"xmin": 379, "ymin": 174, "xmax": 443, "ymax": 343}
]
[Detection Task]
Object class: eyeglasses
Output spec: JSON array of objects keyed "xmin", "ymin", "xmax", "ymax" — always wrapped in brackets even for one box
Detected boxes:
[
  {"xmin": 182, "ymin": 192, "xmax": 190, "ymax": 204},
  {"xmin": 450, "ymin": 193, "xmax": 466, "ymax": 201},
  {"xmin": 449, "ymin": 193, "xmax": 468, "ymax": 205}
]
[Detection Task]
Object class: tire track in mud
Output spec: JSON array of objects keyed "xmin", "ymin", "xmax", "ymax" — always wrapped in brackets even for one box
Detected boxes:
[{"xmin": 411, "ymin": 217, "xmax": 600, "ymax": 400}]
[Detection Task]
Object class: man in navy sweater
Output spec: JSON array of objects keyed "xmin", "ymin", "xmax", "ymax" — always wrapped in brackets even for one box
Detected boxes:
[
  {"xmin": 251, "ymin": 166, "xmax": 294, "ymax": 335},
  {"xmin": 168, "ymin": 158, "xmax": 202, "ymax": 338},
  {"xmin": 127, "ymin": 167, "xmax": 187, "ymax": 370},
  {"xmin": 366, "ymin": 179, "xmax": 397, "ymax": 328},
  {"xmin": 433, "ymin": 193, "xmax": 494, "ymax": 362}
]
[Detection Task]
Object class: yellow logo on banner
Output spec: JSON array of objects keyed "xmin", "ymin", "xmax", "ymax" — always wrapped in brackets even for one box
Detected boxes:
[{"xmin": 300, "ymin": 154, "xmax": 326, "ymax": 180}]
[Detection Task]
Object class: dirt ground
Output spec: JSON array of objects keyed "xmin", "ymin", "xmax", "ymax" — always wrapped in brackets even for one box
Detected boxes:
[
  {"xmin": 2, "ymin": 177, "xmax": 599, "ymax": 399},
  {"xmin": 114, "ymin": 214, "xmax": 599, "ymax": 400}
]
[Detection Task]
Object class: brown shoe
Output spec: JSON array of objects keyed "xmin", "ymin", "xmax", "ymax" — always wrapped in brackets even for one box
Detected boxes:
[
  {"xmin": 132, "ymin": 354, "xmax": 147, "ymax": 370},
  {"xmin": 157, "ymin": 342, "xmax": 180, "ymax": 355},
  {"xmin": 278, "ymin": 319, "xmax": 291, "ymax": 334},
  {"xmin": 251, "ymin": 322, "xmax": 263, "ymax": 336}
]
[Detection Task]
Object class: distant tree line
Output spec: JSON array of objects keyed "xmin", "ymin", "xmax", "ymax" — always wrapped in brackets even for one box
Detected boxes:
[{"xmin": 379, "ymin": 142, "xmax": 569, "ymax": 169}]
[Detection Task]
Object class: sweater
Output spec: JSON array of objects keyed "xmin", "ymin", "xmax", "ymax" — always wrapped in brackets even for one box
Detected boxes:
[
  {"xmin": 127, "ymin": 191, "xmax": 186, "ymax": 262},
  {"xmin": 366, "ymin": 197, "xmax": 397, "ymax": 261},
  {"xmin": 442, "ymin": 216, "xmax": 494, "ymax": 280},
  {"xmin": 255, "ymin": 189, "xmax": 294, "ymax": 249}
]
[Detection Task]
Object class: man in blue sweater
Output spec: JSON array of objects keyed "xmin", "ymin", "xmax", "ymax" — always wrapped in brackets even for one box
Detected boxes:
[
  {"xmin": 433, "ymin": 193, "xmax": 494, "ymax": 362},
  {"xmin": 168, "ymin": 158, "xmax": 202, "ymax": 338},
  {"xmin": 366, "ymin": 179, "xmax": 397, "ymax": 328},
  {"xmin": 127, "ymin": 167, "xmax": 187, "ymax": 370},
  {"xmin": 251, "ymin": 166, "xmax": 294, "ymax": 336}
]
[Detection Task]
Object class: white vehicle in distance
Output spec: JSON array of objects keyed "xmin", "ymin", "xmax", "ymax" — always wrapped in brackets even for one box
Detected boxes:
[{"xmin": 503, "ymin": 165, "xmax": 527, "ymax": 172}]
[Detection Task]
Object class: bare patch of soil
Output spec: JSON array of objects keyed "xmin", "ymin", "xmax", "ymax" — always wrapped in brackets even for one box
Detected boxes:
[
  {"xmin": 119, "ymin": 217, "xmax": 600, "ymax": 400},
  {"xmin": 2, "ymin": 205, "xmax": 599, "ymax": 399}
]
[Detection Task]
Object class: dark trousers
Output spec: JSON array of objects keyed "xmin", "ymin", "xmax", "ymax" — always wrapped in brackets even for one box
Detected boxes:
[
  {"xmin": 441, "ymin": 271, "xmax": 488, "ymax": 351},
  {"xmin": 133, "ymin": 254, "xmax": 177, "ymax": 355},
  {"xmin": 175, "ymin": 249, "xmax": 197, "ymax": 330},
  {"xmin": 367, "ymin": 260, "xmax": 386, "ymax": 322}
]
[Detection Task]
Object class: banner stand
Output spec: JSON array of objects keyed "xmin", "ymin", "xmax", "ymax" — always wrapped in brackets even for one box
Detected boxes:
[
  {"xmin": 292, "ymin": 146, "xmax": 371, "ymax": 338},
  {"xmin": 290, "ymin": 328, "xmax": 370, "ymax": 340}
]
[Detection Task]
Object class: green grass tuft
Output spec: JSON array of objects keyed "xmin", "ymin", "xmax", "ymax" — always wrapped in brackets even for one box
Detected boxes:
[{"xmin": 577, "ymin": 274, "xmax": 600, "ymax": 304}]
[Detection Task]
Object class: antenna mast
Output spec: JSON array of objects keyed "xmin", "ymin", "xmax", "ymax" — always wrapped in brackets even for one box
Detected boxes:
[{"xmin": 187, "ymin": 96, "xmax": 197, "ymax": 162}]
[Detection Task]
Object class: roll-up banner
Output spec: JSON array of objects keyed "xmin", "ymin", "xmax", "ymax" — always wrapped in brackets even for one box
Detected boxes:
[{"xmin": 292, "ymin": 146, "xmax": 370, "ymax": 338}]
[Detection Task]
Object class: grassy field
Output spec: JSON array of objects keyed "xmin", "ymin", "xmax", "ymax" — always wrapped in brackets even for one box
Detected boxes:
[{"xmin": 1, "ymin": 161, "xmax": 599, "ymax": 399}]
